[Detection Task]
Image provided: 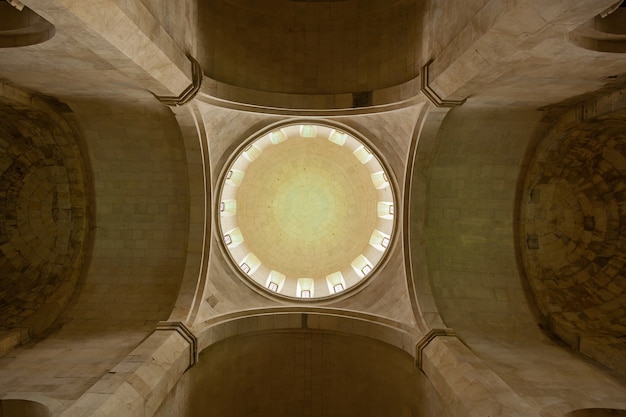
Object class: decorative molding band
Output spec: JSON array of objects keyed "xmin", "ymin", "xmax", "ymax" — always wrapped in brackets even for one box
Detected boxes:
[
  {"xmin": 420, "ymin": 60, "xmax": 467, "ymax": 108},
  {"xmin": 415, "ymin": 328, "xmax": 456, "ymax": 370},
  {"xmin": 155, "ymin": 55, "xmax": 203, "ymax": 106},
  {"xmin": 156, "ymin": 321, "xmax": 198, "ymax": 370}
]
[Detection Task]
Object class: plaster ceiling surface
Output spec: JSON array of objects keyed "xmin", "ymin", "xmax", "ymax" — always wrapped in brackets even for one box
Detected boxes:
[
  {"xmin": 196, "ymin": 0, "xmax": 420, "ymax": 95},
  {"xmin": 218, "ymin": 123, "xmax": 395, "ymax": 299},
  {"xmin": 238, "ymin": 138, "xmax": 376, "ymax": 276}
]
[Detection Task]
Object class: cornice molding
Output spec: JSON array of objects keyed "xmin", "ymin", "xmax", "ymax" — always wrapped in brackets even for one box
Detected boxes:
[
  {"xmin": 157, "ymin": 321, "xmax": 198, "ymax": 370},
  {"xmin": 415, "ymin": 328, "xmax": 456, "ymax": 370},
  {"xmin": 420, "ymin": 60, "xmax": 467, "ymax": 108},
  {"xmin": 155, "ymin": 55, "xmax": 203, "ymax": 106}
]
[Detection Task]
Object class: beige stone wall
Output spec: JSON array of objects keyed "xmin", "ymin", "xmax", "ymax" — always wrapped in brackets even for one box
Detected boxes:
[
  {"xmin": 154, "ymin": 331, "xmax": 454, "ymax": 417},
  {"xmin": 424, "ymin": 107, "xmax": 542, "ymax": 340},
  {"xmin": 196, "ymin": 0, "xmax": 420, "ymax": 95},
  {"xmin": 0, "ymin": 97, "xmax": 189, "ymax": 404},
  {"xmin": 419, "ymin": 105, "xmax": 626, "ymax": 415}
]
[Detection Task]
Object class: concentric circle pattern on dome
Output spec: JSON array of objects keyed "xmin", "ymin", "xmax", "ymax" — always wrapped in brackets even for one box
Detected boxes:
[
  {"xmin": 521, "ymin": 119, "xmax": 626, "ymax": 337},
  {"xmin": 218, "ymin": 123, "xmax": 395, "ymax": 299},
  {"xmin": 0, "ymin": 97, "xmax": 89, "ymax": 331}
]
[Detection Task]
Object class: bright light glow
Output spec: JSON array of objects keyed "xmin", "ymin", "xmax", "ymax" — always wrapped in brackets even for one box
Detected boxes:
[
  {"xmin": 328, "ymin": 129, "xmax": 347, "ymax": 146},
  {"xmin": 351, "ymin": 255, "xmax": 373, "ymax": 278},
  {"xmin": 220, "ymin": 200, "xmax": 237, "ymax": 216},
  {"xmin": 377, "ymin": 202, "xmax": 394, "ymax": 219},
  {"xmin": 326, "ymin": 271, "xmax": 346, "ymax": 293},
  {"xmin": 223, "ymin": 227, "xmax": 244, "ymax": 248},
  {"xmin": 266, "ymin": 270, "xmax": 286, "ymax": 292},
  {"xmin": 269, "ymin": 129, "xmax": 287, "ymax": 144},
  {"xmin": 226, "ymin": 169, "xmax": 245, "ymax": 187},
  {"xmin": 297, "ymin": 278, "xmax": 314, "ymax": 298},
  {"xmin": 241, "ymin": 252, "xmax": 261, "ymax": 275},
  {"xmin": 299, "ymin": 125, "xmax": 317, "ymax": 138},
  {"xmin": 369, "ymin": 229, "xmax": 391, "ymax": 252},
  {"xmin": 353, "ymin": 145, "xmax": 374, "ymax": 164},
  {"xmin": 371, "ymin": 171, "xmax": 389, "ymax": 189},
  {"xmin": 243, "ymin": 145, "xmax": 263, "ymax": 162}
]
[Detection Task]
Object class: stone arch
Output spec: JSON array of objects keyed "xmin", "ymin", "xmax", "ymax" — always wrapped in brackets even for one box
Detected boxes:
[
  {"xmin": 406, "ymin": 105, "xmax": 452, "ymax": 332},
  {"xmin": 194, "ymin": 308, "xmax": 419, "ymax": 358},
  {"xmin": 564, "ymin": 409, "xmax": 626, "ymax": 417},
  {"xmin": 155, "ymin": 328, "xmax": 438, "ymax": 417}
]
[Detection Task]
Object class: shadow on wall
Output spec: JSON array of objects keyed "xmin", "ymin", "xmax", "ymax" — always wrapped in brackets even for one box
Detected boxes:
[
  {"xmin": 0, "ymin": 2, "xmax": 55, "ymax": 48},
  {"xmin": 0, "ymin": 399, "xmax": 51, "ymax": 417},
  {"xmin": 154, "ymin": 330, "xmax": 454, "ymax": 417},
  {"xmin": 565, "ymin": 409, "xmax": 626, "ymax": 417}
]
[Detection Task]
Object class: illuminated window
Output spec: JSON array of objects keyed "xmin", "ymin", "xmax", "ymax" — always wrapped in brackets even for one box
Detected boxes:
[
  {"xmin": 326, "ymin": 271, "xmax": 346, "ymax": 293},
  {"xmin": 354, "ymin": 145, "xmax": 374, "ymax": 164},
  {"xmin": 377, "ymin": 202, "xmax": 394, "ymax": 219},
  {"xmin": 299, "ymin": 125, "xmax": 317, "ymax": 138},
  {"xmin": 240, "ymin": 253, "xmax": 261, "ymax": 275},
  {"xmin": 269, "ymin": 130, "xmax": 287, "ymax": 144},
  {"xmin": 297, "ymin": 278, "xmax": 314, "ymax": 298},
  {"xmin": 223, "ymin": 228, "xmax": 244, "ymax": 248},
  {"xmin": 265, "ymin": 270, "xmax": 286, "ymax": 293},
  {"xmin": 371, "ymin": 171, "xmax": 389, "ymax": 189},
  {"xmin": 243, "ymin": 144, "xmax": 262, "ymax": 162},
  {"xmin": 369, "ymin": 230, "xmax": 391, "ymax": 252},
  {"xmin": 220, "ymin": 200, "xmax": 237, "ymax": 216},
  {"xmin": 328, "ymin": 129, "xmax": 347, "ymax": 146},
  {"xmin": 226, "ymin": 169, "xmax": 245, "ymax": 186},
  {"xmin": 351, "ymin": 255, "xmax": 373, "ymax": 278}
]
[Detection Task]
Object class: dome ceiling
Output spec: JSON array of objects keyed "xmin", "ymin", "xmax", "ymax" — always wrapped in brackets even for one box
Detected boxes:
[
  {"xmin": 218, "ymin": 123, "xmax": 395, "ymax": 299},
  {"xmin": 0, "ymin": 96, "xmax": 89, "ymax": 334},
  {"xmin": 521, "ymin": 117, "xmax": 626, "ymax": 339}
]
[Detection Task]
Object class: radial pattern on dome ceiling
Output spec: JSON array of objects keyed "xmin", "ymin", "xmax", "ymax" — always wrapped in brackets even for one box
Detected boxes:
[{"xmin": 218, "ymin": 123, "xmax": 395, "ymax": 300}]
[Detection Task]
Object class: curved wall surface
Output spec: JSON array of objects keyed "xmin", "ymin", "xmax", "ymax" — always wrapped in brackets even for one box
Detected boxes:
[
  {"xmin": 154, "ymin": 330, "xmax": 454, "ymax": 417},
  {"xmin": 0, "ymin": 88, "xmax": 89, "ymax": 342}
]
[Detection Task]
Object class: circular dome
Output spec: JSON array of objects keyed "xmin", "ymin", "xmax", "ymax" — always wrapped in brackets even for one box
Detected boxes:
[
  {"xmin": 218, "ymin": 123, "xmax": 395, "ymax": 299},
  {"xmin": 521, "ymin": 119, "xmax": 626, "ymax": 337},
  {"xmin": 0, "ymin": 95, "xmax": 89, "ymax": 334}
]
